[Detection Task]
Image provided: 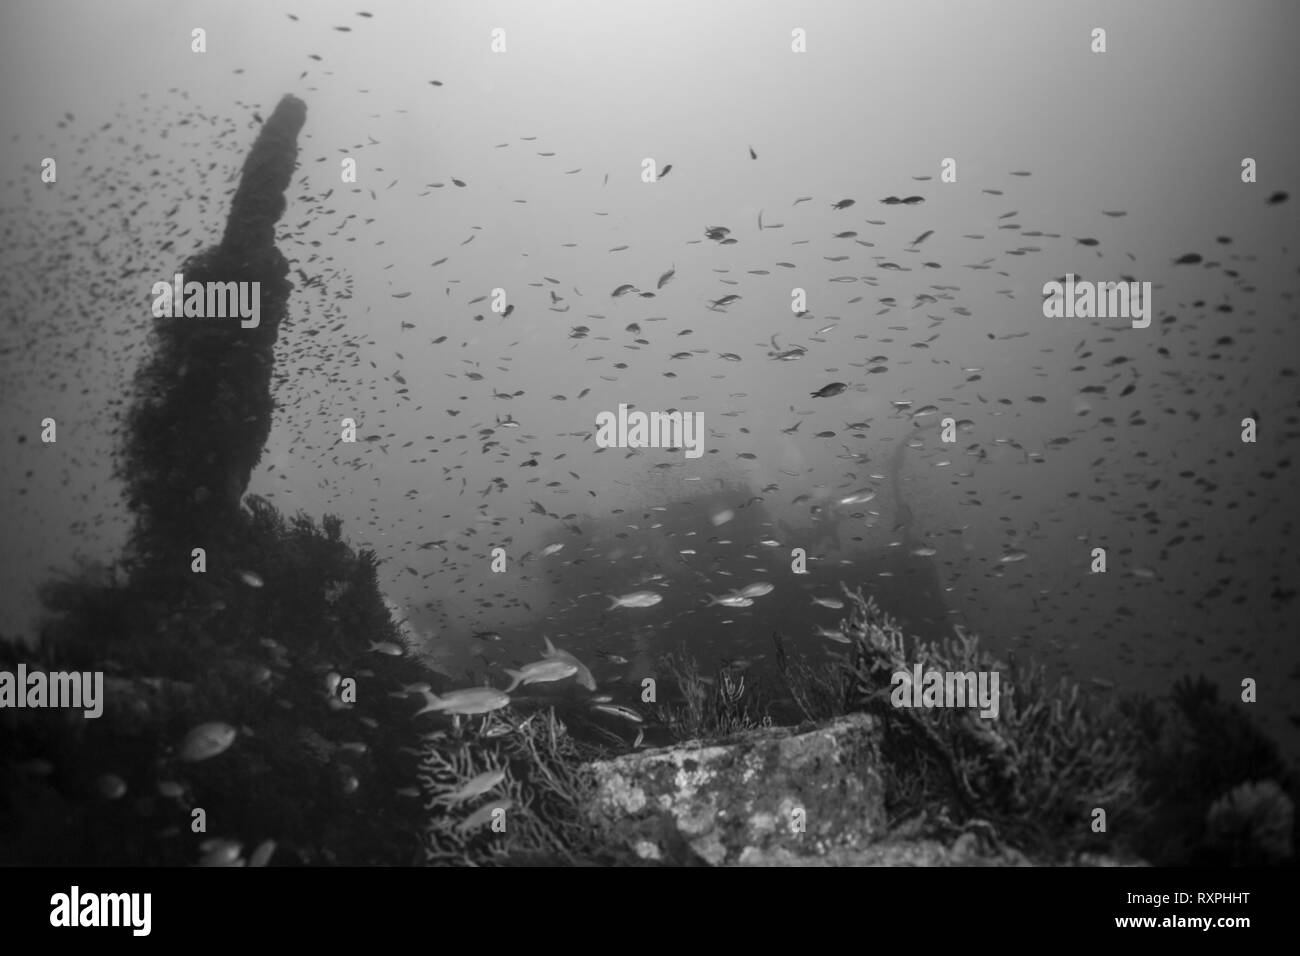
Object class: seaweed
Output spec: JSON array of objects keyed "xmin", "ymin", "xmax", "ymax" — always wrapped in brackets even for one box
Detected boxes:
[
  {"xmin": 652, "ymin": 647, "xmax": 771, "ymax": 740},
  {"xmin": 418, "ymin": 707, "xmax": 618, "ymax": 865}
]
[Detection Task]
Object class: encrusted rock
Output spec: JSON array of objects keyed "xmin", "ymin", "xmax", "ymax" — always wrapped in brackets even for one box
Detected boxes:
[{"xmin": 586, "ymin": 713, "xmax": 886, "ymax": 865}]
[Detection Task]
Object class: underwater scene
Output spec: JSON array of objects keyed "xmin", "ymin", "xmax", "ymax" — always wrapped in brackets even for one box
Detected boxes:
[{"xmin": 1, "ymin": 0, "xmax": 1298, "ymax": 878}]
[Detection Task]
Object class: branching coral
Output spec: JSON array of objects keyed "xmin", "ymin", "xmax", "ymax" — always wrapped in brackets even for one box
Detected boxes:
[
  {"xmin": 419, "ymin": 707, "xmax": 608, "ymax": 865},
  {"xmin": 1205, "ymin": 780, "xmax": 1295, "ymax": 865},
  {"xmin": 1126, "ymin": 676, "xmax": 1298, "ymax": 865},
  {"xmin": 836, "ymin": 584, "xmax": 1144, "ymax": 857},
  {"xmin": 770, "ymin": 630, "xmax": 851, "ymax": 724},
  {"xmin": 653, "ymin": 648, "xmax": 769, "ymax": 741}
]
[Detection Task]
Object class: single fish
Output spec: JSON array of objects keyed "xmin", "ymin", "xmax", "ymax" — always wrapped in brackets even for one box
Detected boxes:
[
  {"xmin": 811, "ymin": 596, "xmax": 845, "ymax": 610},
  {"xmin": 180, "ymin": 722, "xmax": 237, "ymax": 762},
  {"xmin": 502, "ymin": 659, "xmax": 578, "ymax": 692},
  {"xmin": 815, "ymin": 626, "xmax": 851, "ymax": 644},
  {"xmin": 541, "ymin": 637, "xmax": 597, "ymax": 690},
  {"xmin": 838, "ymin": 488, "xmax": 877, "ymax": 505},
  {"xmin": 248, "ymin": 840, "xmax": 277, "ymax": 868},
  {"xmin": 811, "ymin": 382, "xmax": 848, "ymax": 398},
  {"xmin": 609, "ymin": 590, "xmax": 663, "ymax": 609},
  {"xmin": 414, "ymin": 687, "xmax": 511, "ymax": 716},
  {"xmin": 440, "ymin": 768, "xmax": 507, "ymax": 805},
  {"xmin": 709, "ymin": 593, "xmax": 754, "ymax": 608},
  {"xmin": 456, "ymin": 799, "xmax": 512, "ymax": 834},
  {"xmin": 369, "ymin": 641, "xmax": 404, "ymax": 656},
  {"xmin": 198, "ymin": 838, "xmax": 242, "ymax": 867},
  {"xmin": 592, "ymin": 703, "xmax": 643, "ymax": 723},
  {"xmin": 95, "ymin": 773, "xmax": 127, "ymax": 800}
]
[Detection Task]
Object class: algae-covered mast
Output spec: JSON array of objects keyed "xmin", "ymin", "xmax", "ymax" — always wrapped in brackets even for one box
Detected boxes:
[{"xmin": 118, "ymin": 95, "xmax": 307, "ymax": 575}]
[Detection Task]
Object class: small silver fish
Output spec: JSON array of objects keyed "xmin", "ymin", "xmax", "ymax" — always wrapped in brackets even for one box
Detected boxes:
[
  {"xmin": 541, "ymin": 637, "xmax": 597, "ymax": 691},
  {"xmin": 414, "ymin": 687, "xmax": 511, "ymax": 716},
  {"xmin": 815, "ymin": 626, "xmax": 851, "ymax": 644},
  {"xmin": 180, "ymin": 722, "xmax": 237, "ymax": 762},
  {"xmin": 441, "ymin": 768, "xmax": 507, "ymax": 805},
  {"xmin": 502, "ymin": 659, "xmax": 578, "ymax": 692},
  {"xmin": 592, "ymin": 703, "xmax": 643, "ymax": 723},
  {"xmin": 95, "ymin": 773, "xmax": 127, "ymax": 800},
  {"xmin": 838, "ymin": 488, "xmax": 877, "ymax": 505},
  {"xmin": 608, "ymin": 591, "xmax": 663, "ymax": 609},
  {"xmin": 198, "ymin": 838, "xmax": 243, "ymax": 867},
  {"xmin": 456, "ymin": 799, "xmax": 512, "ymax": 834},
  {"xmin": 249, "ymin": 839, "xmax": 277, "ymax": 868}
]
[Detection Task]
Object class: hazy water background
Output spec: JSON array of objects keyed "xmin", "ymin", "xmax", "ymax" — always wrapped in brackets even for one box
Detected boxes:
[{"xmin": 2, "ymin": 1, "xmax": 1297, "ymax": 752}]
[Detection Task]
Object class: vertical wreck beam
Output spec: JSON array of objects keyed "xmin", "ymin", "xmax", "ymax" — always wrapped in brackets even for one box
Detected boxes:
[{"xmin": 119, "ymin": 95, "xmax": 306, "ymax": 574}]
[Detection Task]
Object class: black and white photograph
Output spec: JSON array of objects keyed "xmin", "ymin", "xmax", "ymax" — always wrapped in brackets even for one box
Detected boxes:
[{"xmin": 0, "ymin": 0, "xmax": 1295, "ymax": 933}]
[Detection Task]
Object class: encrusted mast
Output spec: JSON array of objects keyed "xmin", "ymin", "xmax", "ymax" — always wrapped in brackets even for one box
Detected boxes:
[{"xmin": 120, "ymin": 95, "xmax": 306, "ymax": 571}]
